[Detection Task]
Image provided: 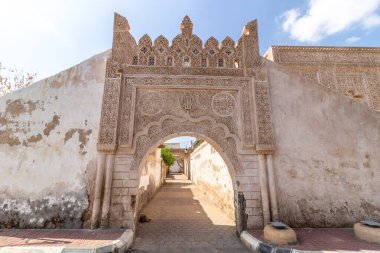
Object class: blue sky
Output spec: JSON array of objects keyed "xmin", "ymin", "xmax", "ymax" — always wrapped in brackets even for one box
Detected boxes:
[
  {"xmin": 1, "ymin": 0, "xmax": 380, "ymax": 81},
  {"xmin": 165, "ymin": 136, "xmax": 196, "ymax": 149}
]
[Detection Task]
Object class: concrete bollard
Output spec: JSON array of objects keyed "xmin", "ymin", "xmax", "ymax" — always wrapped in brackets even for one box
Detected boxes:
[
  {"xmin": 263, "ymin": 223, "xmax": 297, "ymax": 246},
  {"xmin": 354, "ymin": 222, "xmax": 380, "ymax": 244}
]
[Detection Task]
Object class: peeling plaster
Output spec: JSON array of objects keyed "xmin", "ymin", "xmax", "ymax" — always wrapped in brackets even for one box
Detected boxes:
[
  {"xmin": 64, "ymin": 128, "xmax": 93, "ymax": 155},
  {"xmin": 0, "ymin": 50, "xmax": 108, "ymax": 229},
  {"xmin": 0, "ymin": 128, "xmax": 21, "ymax": 146},
  {"xmin": 23, "ymin": 134, "xmax": 43, "ymax": 146},
  {"xmin": 43, "ymin": 115, "xmax": 60, "ymax": 136},
  {"xmin": 5, "ymin": 99, "xmax": 39, "ymax": 117}
]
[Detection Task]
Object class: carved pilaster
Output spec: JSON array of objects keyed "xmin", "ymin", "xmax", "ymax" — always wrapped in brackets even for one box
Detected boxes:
[
  {"xmin": 97, "ymin": 77, "xmax": 122, "ymax": 151},
  {"xmin": 254, "ymin": 80, "xmax": 275, "ymax": 153}
]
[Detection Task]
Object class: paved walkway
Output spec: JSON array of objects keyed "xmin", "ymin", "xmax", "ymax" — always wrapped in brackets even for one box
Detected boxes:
[
  {"xmin": 249, "ymin": 228, "xmax": 380, "ymax": 252},
  {"xmin": 130, "ymin": 174, "xmax": 249, "ymax": 253},
  {"xmin": 0, "ymin": 229, "xmax": 125, "ymax": 247}
]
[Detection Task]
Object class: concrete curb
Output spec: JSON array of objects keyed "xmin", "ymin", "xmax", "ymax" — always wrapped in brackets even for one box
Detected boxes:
[
  {"xmin": 240, "ymin": 231, "xmax": 322, "ymax": 253},
  {"xmin": 0, "ymin": 229, "xmax": 134, "ymax": 253}
]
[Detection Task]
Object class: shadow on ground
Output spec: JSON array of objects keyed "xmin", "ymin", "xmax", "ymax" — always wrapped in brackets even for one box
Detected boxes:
[{"xmin": 130, "ymin": 174, "xmax": 249, "ymax": 253}]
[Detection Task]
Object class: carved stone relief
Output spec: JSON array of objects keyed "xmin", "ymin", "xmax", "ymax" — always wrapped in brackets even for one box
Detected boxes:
[
  {"xmin": 138, "ymin": 92, "xmax": 163, "ymax": 116},
  {"xmin": 94, "ymin": 13, "xmax": 276, "ymax": 231},
  {"xmin": 115, "ymin": 75, "xmax": 258, "ymax": 153},
  {"xmin": 254, "ymin": 80, "xmax": 275, "ymax": 152},
  {"xmin": 212, "ymin": 92, "xmax": 236, "ymax": 117},
  {"xmin": 267, "ymin": 46, "xmax": 380, "ymax": 111},
  {"xmin": 97, "ymin": 77, "xmax": 121, "ymax": 150}
]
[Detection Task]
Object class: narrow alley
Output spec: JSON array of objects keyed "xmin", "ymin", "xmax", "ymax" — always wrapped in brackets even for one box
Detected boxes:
[{"xmin": 130, "ymin": 174, "xmax": 249, "ymax": 253}]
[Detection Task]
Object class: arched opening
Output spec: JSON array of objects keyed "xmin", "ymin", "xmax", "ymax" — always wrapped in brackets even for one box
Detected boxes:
[{"xmin": 131, "ymin": 134, "xmax": 246, "ymax": 251}]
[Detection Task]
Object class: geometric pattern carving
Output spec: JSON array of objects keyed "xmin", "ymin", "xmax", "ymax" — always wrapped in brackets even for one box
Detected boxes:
[
  {"xmin": 97, "ymin": 78, "xmax": 122, "ymax": 150},
  {"xmin": 254, "ymin": 80, "xmax": 275, "ymax": 152},
  {"xmin": 95, "ymin": 13, "xmax": 275, "ymax": 231},
  {"xmin": 131, "ymin": 114, "xmax": 243, "ymax": 173},
  {"xmin": 180, "ymin": 92, "xmax": 196, "ymax": 111},
  {"xmin": 267, "ymin": 46, "xmax": 380, "ymax": 112},
  {"xmin": 138, "ymin": 92, "xmax": 163, "ymax": 116},
  {"xmin": 124, "ymin": 16, "xmax": 243, "ymax": 70},
  {"xmin": 97, "ymin": 13, "xmax": 272, "ymax": 158},
  {"xmin": 212, "ymin": 92, "xmax": 236, "ymax": 117}
]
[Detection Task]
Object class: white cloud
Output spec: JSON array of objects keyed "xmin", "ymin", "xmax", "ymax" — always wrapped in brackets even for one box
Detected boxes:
[
  {"xmin": 281, "ymin": 0, "xmax": 380, "ymax": 43},
  {"xmin": 346, "ymin": 36, "xmax": 361, "ymax": 44},
  {"xmin": 362, "ymin": 14, "xmax": 380, "ymax": 27}
]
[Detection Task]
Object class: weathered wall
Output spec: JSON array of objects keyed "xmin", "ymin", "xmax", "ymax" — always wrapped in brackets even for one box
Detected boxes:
[
  {"xmin": 0, "ymin": 51, "xmax": 108, "ymax": 228},
  {"xmin": 137, "ymin": 149, "xmax": 163, "ymax": 212},
  {"xmin": 109, "ymin": 150, "xmax": 163, "ymax": 229},
  {"xmin": 267, "ymin": 60, "xmax": 380, "ymax": 227},
  {"xmin": 265, "ymin": 46, "xmax": 380, "ymax": 111},
  {"xmin": 190, "ymin": 141, "xmax": 235, "ymax": 220},
  {"xmin": 170, "ymin": 148, "xmax": 190, "ymax": 176}
]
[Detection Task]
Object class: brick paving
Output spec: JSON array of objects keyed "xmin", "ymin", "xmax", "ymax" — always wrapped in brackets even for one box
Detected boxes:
[
  {"xmin": 0, "ymin": 229, "xmax": 125, "ymax": 247},
  {"xmin": 249, "ymin": 227, "xmax": 380, "ymax": 252},
  {"xmin": 130, "ymin": 174, "xmax": 249, "ymax": 253}
]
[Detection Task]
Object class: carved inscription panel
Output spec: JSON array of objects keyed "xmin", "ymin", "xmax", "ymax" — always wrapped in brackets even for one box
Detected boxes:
[{"xmin": 118, "ymin": 75, "xmax": 256, "ymax": 152}]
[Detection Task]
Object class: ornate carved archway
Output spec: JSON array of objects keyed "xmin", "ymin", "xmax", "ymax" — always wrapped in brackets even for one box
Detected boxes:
[{"xmin": 91, "ymin": 13, "xmax": 278, "ymax": 232}]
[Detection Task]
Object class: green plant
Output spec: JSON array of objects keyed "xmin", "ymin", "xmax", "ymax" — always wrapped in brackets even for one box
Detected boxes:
[{"xmin": 161, "ymin": 145, "xmax": 175, "ymax": 167}]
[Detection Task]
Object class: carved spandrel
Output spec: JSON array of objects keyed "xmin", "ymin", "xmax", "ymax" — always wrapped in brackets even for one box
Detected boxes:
[{"xmin": 132, "ymin": 117, "xmax": 243, "ymax": 173}]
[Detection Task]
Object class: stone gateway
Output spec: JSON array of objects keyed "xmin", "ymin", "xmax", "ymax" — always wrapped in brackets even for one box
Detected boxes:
[
  {"xmin": 93, "ymin": 13, "xmax": 275, "ymax": 230},
  {"xmin": 0, "ymin": 13, "xmax": 379, "ymax": 231}
]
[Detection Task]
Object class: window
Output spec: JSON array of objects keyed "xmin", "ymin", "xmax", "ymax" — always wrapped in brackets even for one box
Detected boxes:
[
  {"xmin": 183, "ymin": 57, "xmax": 191, "ymax": 67},
  {"xmin": 218, "ymin": 58, "xmax": 224, "ymax": 67},
  {"xmin": 166, "ymin": 57, "xmax": 173, "ymax": 66},
  {"xmin": 132, "ymin": 56, "xmax": 138, "ymax": 65},
  {"xmin": 234, "ymin": 59, "xmax": 239, "ymax": 68},
  {"xmin": 148, "ymin": 57, "xmax": 155, "ymax": 66},
  {"xmin": 201, "ymin": 58, "xmax": 207, "ymax": 68}
]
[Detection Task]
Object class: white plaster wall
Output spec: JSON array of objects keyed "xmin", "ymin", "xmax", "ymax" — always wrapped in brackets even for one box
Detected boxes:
[
  {"xmin": 137, "ymin": 149, "xmax": 163, "ymax": 212},
  {"xmin": 169, "ymin": 160, "xmax": 181, "ymax": 173},
  {"xmin": 190, "ymin": 141, "xmax": 235, "ymax": 220},
  {"xmin": 267, "ymin": 61, "xmax": 380, "ymax": 227},
  {"xmin": 0, "ymin": 51, "xmax": 109, "ymax": 228}
]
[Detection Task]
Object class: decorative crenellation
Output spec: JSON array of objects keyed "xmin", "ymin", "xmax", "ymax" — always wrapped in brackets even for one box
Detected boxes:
[
  {"xmin": 109, "ymin": 15, "xmax": 264, "ymax": 70},
  {"xmin": 133, "ymin": 31, "xmax": 242, "ymax": 69}
]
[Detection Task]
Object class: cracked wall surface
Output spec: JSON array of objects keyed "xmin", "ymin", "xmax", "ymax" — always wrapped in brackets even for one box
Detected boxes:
[{"xmin": 0, "ymin": 50, "xmax": 109, "ymax": 228}]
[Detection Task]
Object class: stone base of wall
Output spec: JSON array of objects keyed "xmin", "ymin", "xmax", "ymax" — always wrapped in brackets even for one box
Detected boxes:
[
  {"xmin": 109, "ymin": 150, "xmax": 163, "ymax": 229},
  {"xmin": 0, "ymin": 192, "xmax": 88, "ymax": 229}
]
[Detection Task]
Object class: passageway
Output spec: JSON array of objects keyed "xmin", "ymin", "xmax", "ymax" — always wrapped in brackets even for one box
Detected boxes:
[{"xmin": 130, "ymin": 174, "xmax": 249, "ymax": 252}]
